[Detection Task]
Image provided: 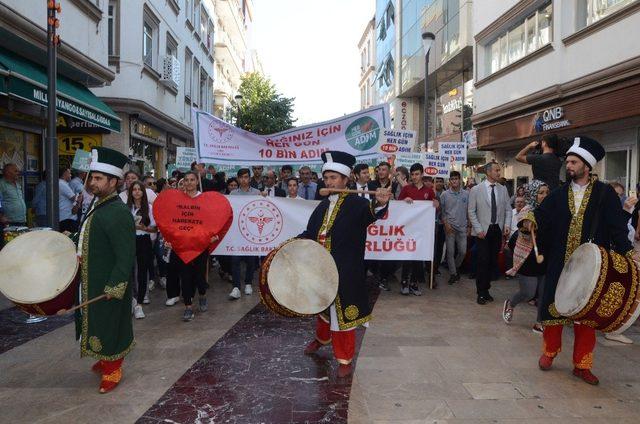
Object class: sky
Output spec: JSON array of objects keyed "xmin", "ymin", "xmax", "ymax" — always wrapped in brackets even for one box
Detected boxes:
[{"xmin": 252, "ymin": 0, "xmax": 375, "ymax": 127}]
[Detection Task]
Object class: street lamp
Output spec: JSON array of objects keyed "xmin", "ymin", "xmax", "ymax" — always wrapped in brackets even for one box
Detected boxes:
[{"xmin": 422, "ymin": 31, "xmax": 435, "ymax": 152}]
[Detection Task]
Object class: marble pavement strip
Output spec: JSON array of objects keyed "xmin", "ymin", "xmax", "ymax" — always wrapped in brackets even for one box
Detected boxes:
[
  {"xmin": 138, "ymin": 287, "xmax": 381, "ymax": 424},
  {"xmin": 0, "ymin": 306, "xmax": 73, "ymax": 354}
]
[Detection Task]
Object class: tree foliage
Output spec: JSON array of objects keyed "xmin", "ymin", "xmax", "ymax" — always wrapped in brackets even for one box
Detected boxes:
[{"xmin": 231, "ymin": 73, "xmax": 295, "ymax": 135}]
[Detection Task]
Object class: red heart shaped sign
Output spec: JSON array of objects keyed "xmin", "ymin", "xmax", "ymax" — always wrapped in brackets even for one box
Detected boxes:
[{"xmin": 153, "ymin": 189, "xmax": 233, "ymax": 264}]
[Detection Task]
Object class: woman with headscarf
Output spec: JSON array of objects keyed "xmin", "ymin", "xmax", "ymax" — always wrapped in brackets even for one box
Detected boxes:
[{"xmin": 502, "ymin": 180, "xmax": 549, "ymax": 333}]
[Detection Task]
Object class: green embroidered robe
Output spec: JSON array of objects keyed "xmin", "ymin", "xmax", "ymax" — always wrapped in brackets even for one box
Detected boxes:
[{"xmin": 74, "ymin": 194, "xmax": 136, "ymax": 360}]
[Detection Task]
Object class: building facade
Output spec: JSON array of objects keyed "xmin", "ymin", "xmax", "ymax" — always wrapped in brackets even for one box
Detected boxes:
[
  {"xmin": 358, "ymin": 16, "xmax": 376, "ymax": 110},
  {"xmin": 213, "ymin": 0, "xmax": 253, "ymax": 121},
  {"xmin": 473, "ymin": 0, "xmax": 640, "ymax": 193},
  {"xmin": 92, "ymin": 0, "xmax": 218, "ymax": 177},
  {"xmin": 369, "ymin": 0, "xmax": 483, "ymax": 176},
  {"xmin": 0, "ymin": 0, "xmax": 120, "ymax": 204}
]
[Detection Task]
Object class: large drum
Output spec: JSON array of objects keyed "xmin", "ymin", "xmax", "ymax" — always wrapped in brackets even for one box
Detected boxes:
[
  {"xmin": 555, "ymin": 243, "xmax": 640, "ymax": 334},
  {"xmin": 0, "ymin": 231, "xmax": 79, "ymax": 316},
  {"xmin": 259, "ymin": 239, "xmax": 339, "ymax": 317}
]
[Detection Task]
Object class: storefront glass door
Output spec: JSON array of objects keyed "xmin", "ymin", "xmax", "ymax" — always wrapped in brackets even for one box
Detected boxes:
[{"xmin": 604, "ymin": 148, "xmax": 630, "ymax": 191}]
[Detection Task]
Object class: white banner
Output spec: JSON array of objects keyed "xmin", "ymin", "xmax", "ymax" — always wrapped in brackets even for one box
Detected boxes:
[
  {"xmin": 438, "ymin": 142, "xmax": 467, "ymax": 165},
  {"xmin": 379, "ymin": 128, "xmax": 416, "ymax": 155},
  {"xmin": 176, "ymin": 147, "xmax": 198, "ymax": 171},
  {"xmin": 192, "ymin": 105, "xmax": 390, "ymax": 166},
  {"xmin": 212, "ymin": 196, "xmax": 434, "ymax": 260},
  {"xmin": 394, "ymin": 152, "xmax": 450, "ymax": 178}
]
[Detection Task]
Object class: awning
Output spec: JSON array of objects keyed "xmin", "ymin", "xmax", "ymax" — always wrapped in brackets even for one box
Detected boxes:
[{"xmin": 0, "ymin": 47, "xmax": 121, "ymax": 132}]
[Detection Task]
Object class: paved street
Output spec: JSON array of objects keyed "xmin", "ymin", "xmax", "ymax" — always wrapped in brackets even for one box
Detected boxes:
[{"xmin": 1, "ymin": 271, "xmax": 640, "ymax": 423}]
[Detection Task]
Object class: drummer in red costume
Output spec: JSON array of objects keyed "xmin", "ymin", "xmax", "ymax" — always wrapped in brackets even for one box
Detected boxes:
[
  {"xmin": 522, "ymin": 136, "xmax": 640, "ymax": 385},
  {"xmin": 300, "ymin": 151, "xmax": 391, "ymax": 377}
]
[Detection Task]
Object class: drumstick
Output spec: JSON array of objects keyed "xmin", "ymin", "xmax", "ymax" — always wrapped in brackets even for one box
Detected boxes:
[
  {"xmin": 531, "ymin": 228, "xmax": 544, "ymax": 264},
  {"xmin": 56, "ymin": 294, "xmax": 108, "ymax": 316},
  {"xmin": 319, "ymin": 187, "xmax": 379, "ymax": 196}
]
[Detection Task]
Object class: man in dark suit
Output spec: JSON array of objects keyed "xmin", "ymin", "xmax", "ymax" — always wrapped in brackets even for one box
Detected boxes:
[
  {"xmin": 353, "ymin": 163, "xmax": 377, "ymax": 199},
  {"xmin": 263, "ymin": 170, "xmax": 286, "ymax": 197}
]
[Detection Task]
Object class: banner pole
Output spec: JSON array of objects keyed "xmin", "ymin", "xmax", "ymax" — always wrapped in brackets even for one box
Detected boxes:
[{"xmin": 430, "ymin": 259, "xmax": 434, "ymax": 290}]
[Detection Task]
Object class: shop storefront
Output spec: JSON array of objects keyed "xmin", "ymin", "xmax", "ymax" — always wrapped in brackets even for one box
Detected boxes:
[
  {"xmin": 0, "ymin": 46, "xmax": 120, "ymax": 224},
  {"xmin": 129, "ymin": 118, "xmax": 165, "ymax": 177},
  {"xmin": 475, "ymin": 76, "xmax": 640, "ymax": 194}
]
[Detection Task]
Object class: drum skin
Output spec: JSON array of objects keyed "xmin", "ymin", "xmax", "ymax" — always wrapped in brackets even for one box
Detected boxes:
[
  {"xmin": 0, "ymin": 231, "xmax": 79, "ymax": 316},
  {"xmin": 556, "ymin": 243, "xmax": 640, "ymax": 333},
  {"xmin": 259, "ymin": 238, "xmax": 339, "ymax": 318},
  {"xmin": 14, "ymin": 274, "xmax": 79, "ymax": 316},
  {"xmin": 259, "ymin": 243, "xmax": 301, "ymax": 317}
]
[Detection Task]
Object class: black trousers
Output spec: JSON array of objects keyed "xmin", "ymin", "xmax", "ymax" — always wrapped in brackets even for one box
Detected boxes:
[
  {"xmin": 475, "ymin": 224, "xmax": 503, "ymax": 296},
  {"xmin": 179, "ymin": 251, "xmax": 208, "ymax": 306},
  {"xmin": 166, "ymin": 251, "xmax": 182, "ymax": 299},
  {"xmin": 135, "ymin": 234, "xmax": 153, "ymax": 304},
  {"xmin": 401, "ymin": 261, "xmax": 425, "ymax": 283},
  {"xmin": 434, "ymin": 223, "xmax": 445, "ymax": 271}
]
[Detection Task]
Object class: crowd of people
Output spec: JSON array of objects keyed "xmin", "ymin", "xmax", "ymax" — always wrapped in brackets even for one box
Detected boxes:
[{"xmin": 1, "ymin": 134, "xmax": 640, "ymax": 387}]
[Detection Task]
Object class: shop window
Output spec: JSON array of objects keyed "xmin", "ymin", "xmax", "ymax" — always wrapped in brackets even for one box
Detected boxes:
[
  {"xmin": 485, "ymin": 2, "xmax": 552, "ymax": 76},
  {"xmin": 578, "ymin": 0, "xmax": 636, "ymax": 29},
  {"xmin": 605, "ymin": 149, "xmax": 630, "ymax": 190}
]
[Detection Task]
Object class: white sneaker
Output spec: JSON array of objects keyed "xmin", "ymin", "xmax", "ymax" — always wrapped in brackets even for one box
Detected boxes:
[
  {"xmin": 229, "ymin": 287, "xmax": 241, "ymax": 300},
  {"xmin": 165, "ymin": 296, "xmax": 180, "ymax": 306},
  {"xmin": 134, "ymin": 305, "xmax": 145, "ymax": 319},
  {"xmin": 148, "ymin": 280, "xmax": 155, "ymax": 291},
  {"xmin": 143, "ymin": 293, "xmax": 150, "ymax": 304},
  {"xmin": 604, "ymin": 333, "xmax": 634, "ymax": 344},
  {"xmin": 159, "ymin": 276, "xmax": 167, "ymax": 288},
  {"xmin": 244, "ymin": 284, "xmax": 253, "ymax": 295},
  {"xmin": 131, "ymin": 298, "xmax": 137, "ymax": 314}
]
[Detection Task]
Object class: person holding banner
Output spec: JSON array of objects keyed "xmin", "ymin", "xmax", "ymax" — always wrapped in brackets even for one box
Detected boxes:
[
  {"xmin": 398, "ymin": 163, "xmax": 437, "ymax": 295},
  {"xmin": 301, "ymin": 151, "xmax": 391, "ymax": 378},
  {"xmin": 370, "ymin": 162, "xmax": 399, "ymax": 291},
  {"xmin": 229, "ymin": 168, "xmax": 262, "ymax": 299},
  {"xmin": 440, "ymin": 171, "xmax": 469, "ymax": 285},
  {"xmin": 298, "ymin": 166, "xmax": 317, "ymax": 200},
  {"xmin": 286, "ymin": 178, "xmax": 301, "ymax": 199}
]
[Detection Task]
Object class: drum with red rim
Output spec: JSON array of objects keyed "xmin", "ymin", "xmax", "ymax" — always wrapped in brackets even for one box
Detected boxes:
[
  {"xmin": 555, "ymin": 243, "xmax": 640, "ymax": 334},
  {"xmin": 259, "ymin": 238, "xmax": 338, "ymax": 317},
  {"xmin": 0, "ymin": 231, "xmax": 79, "ymax": 316}
]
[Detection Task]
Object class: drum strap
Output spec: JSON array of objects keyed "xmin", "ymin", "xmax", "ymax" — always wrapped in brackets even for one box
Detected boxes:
[
  {"xmin": 78, "ymin": 195, "xmax": 118, "ymax": 228},
  {"xmin": 587, "ymin": 184, "xmax": 606, "ymax": 243}
]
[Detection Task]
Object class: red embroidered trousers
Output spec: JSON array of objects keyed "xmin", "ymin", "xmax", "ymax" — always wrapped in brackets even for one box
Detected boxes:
[
  {"xmin": 315, "ymin": 316, "xmax": 355, "ymax": 364},
  {"xmin": 542, "ymin": 323, "xmax": 596, "ymax": 369}
]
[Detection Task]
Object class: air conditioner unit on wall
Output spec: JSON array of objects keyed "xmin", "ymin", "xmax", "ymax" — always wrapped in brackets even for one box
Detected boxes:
[{"xmin": 160, "ymin": 55, "xmax": 181, "ymax": 89}]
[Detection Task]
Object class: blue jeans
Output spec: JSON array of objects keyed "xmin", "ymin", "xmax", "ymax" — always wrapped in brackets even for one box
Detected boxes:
[{"xmin": 232, "ymin": 256, "xmax": 257, "ymax": 288}]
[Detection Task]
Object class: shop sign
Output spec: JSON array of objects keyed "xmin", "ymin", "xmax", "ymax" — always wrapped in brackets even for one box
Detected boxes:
[
  {"xmin": 131, "ymin": 119, "xmax": 163, "ymax": 142},
  {"xmin": 11, "ymin": 79, "xmax": 119, "ymax": 131},
  {"xmin": 56, "ymin": 115, "xmax": 106, "ymax": 134},
  {"xmin": 535, "ymin": 106, "xmax": 572, "ymax": 132},
  {"xmin": 58, "ymin": 133, "xmax": 102, "ymax": 155}
]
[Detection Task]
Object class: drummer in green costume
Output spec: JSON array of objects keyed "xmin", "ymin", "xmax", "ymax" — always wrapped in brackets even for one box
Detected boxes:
[{"xmin": 74, "ymin": 147, "xmax": 135, "ymax": 394}]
